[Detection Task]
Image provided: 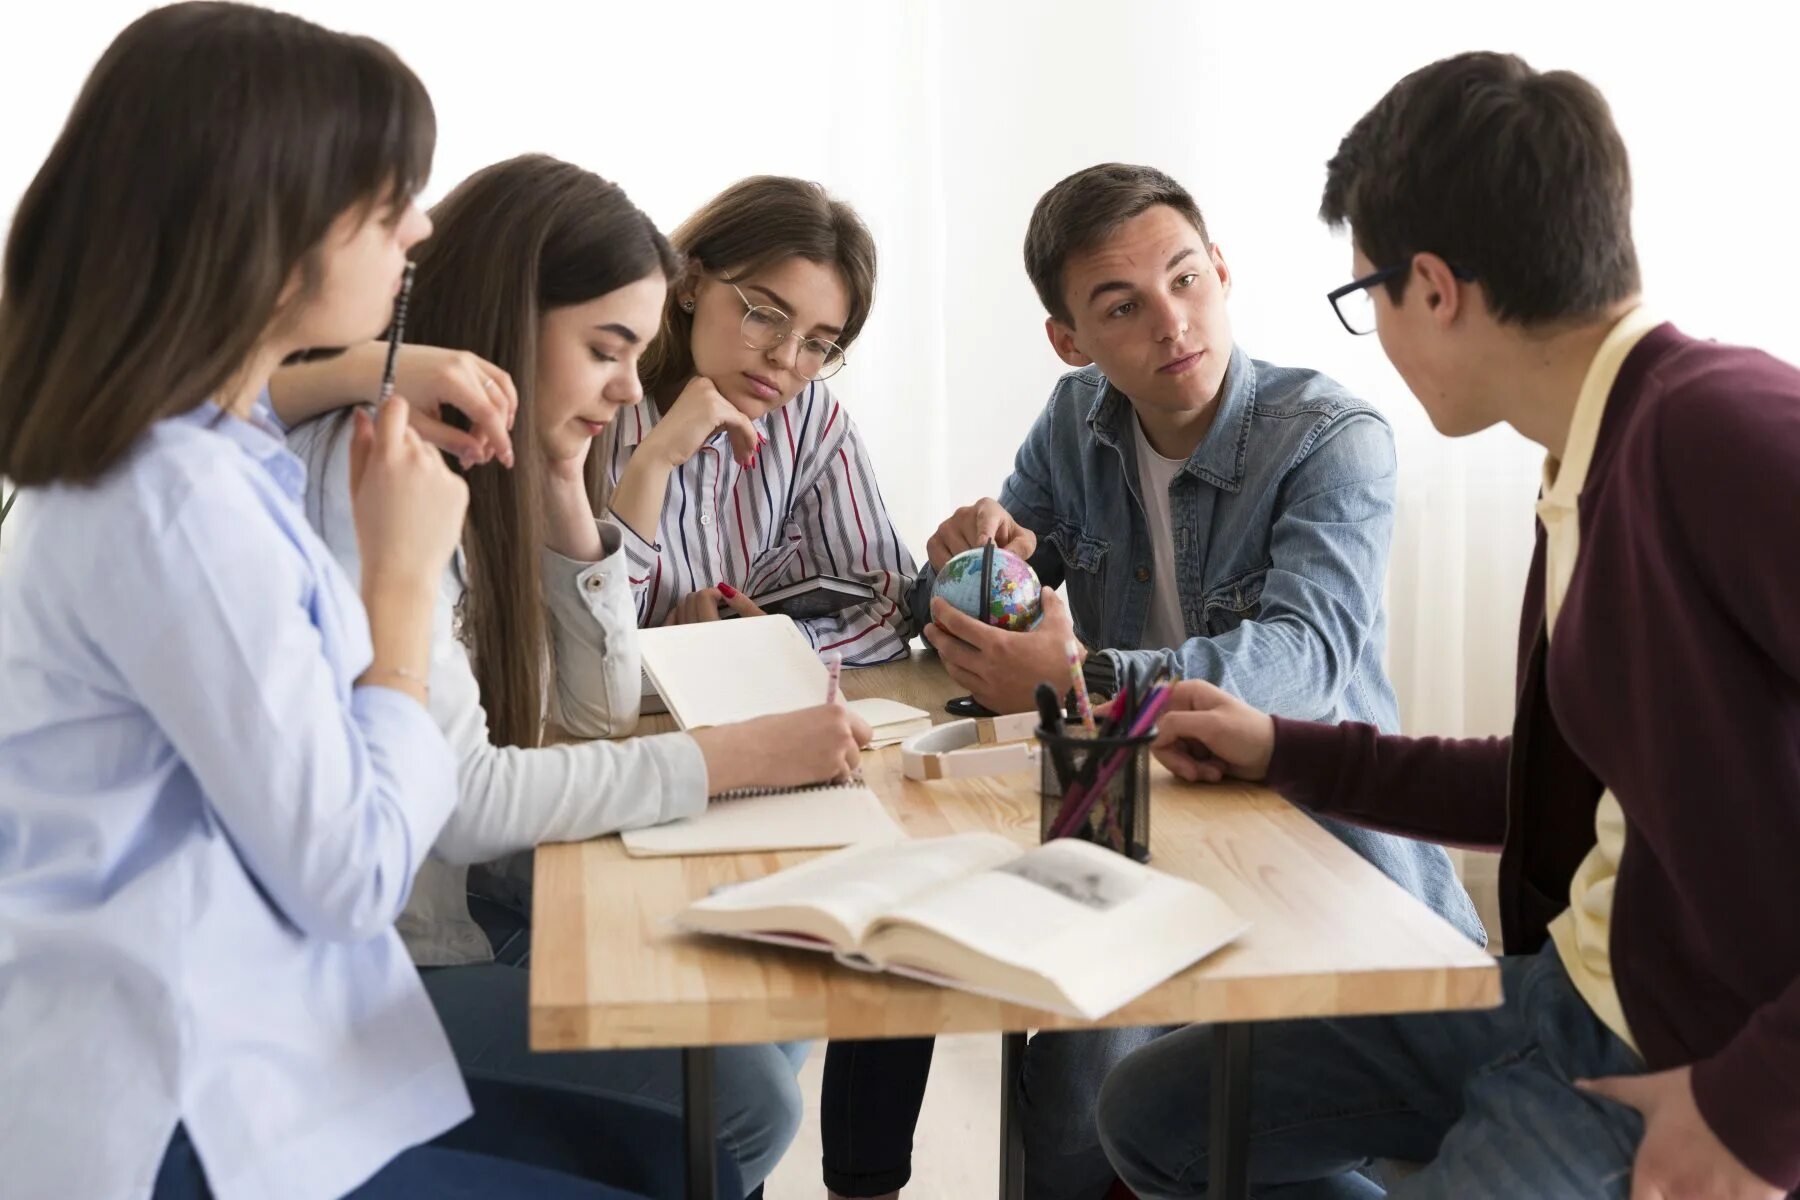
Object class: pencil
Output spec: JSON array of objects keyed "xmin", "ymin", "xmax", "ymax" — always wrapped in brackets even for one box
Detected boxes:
[
  {"xmin": 1050, "ymin": 684, "xmax": 1172, "ymax": 840},
  {"xmin": 377, "ymin": 261, "xmax": 416, "ymax": 408},
  {"xmin": 1066, "ymin": 640, "xmax": 1096, "ymax": 734}
]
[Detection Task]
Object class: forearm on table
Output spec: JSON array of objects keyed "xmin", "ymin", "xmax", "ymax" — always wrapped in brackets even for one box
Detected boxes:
[{"xmin": 1267, "ymin": 717, "xmax": 1510, "ymax": 848}]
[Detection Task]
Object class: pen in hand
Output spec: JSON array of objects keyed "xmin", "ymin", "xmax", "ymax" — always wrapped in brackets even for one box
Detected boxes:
[{"xmin": 376, "ymin": 261, "xmax": 416, "ymax": 409}]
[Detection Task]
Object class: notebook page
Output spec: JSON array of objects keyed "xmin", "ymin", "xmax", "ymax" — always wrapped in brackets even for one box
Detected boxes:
[{"xmin": 638, "ymin": 615, "xmax": 828, "ymax": 729}]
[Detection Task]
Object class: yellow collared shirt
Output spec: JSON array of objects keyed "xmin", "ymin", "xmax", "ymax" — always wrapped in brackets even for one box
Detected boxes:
[{"xmin": 1538, "ymin": 303, "xmax": 1662, "ymax": 1056}]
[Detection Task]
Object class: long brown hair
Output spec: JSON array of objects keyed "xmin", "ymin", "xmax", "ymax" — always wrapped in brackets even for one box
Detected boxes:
[
  {"xmin": 407, "ymin": 155, "xmax": 676, "ymax": 748},
  {"xmin": 0, "ymin": 2, "xmax": 433, "ymax": 485},
  {"xmin": 636, "ymin": 176, "xmax": 878, "ymax": 407}
]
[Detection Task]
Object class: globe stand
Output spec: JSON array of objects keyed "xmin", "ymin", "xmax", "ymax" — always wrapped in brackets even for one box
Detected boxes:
[{"xmin": 944, "ymin": 694, "xmax": 1000, "ymax": 719}]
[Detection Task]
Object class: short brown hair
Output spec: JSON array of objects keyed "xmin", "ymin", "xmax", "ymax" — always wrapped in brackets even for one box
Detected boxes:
[
  {"xmin": 1024, "ymin": 163, "xmax": 1210, "ymax": 325},
  {"xmin": 1321, "ymin": 51, "xmax": 1639, "ymax": 325},
  {"xmin": 638, "ymin": 176, "xmax": 877, "ymax": 405},
  {"xmin": 0, "ymin": 2, "xmax": 433, "ymax": 486}
]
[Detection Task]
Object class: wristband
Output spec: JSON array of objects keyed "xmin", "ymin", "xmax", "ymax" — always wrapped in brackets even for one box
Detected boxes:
[{"xmin": 364, "ymin": 664, "xmax": 429, "ymax": 697}]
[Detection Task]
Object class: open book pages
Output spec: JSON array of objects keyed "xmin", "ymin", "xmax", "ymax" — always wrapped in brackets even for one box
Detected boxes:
[
  {"xmin": 636, "ymin": 616, "xmax": 930, "ymax": 746},
  {"xmin": 681, "ymin": 833, "xmax": 1249, "ymax": 1020},
  {"xmin": 638, "ymin": 615, "xmax": 826, "ymax": 729},
  {"xmin": 619, "ymin": 785, "xmax": 904, "ymax": 858}
]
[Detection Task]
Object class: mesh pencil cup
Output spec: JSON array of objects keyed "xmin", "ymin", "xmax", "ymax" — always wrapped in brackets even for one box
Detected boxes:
[{"xmin": 1036, "ymin": 726, "xmax": 1152, "ymax": 862}]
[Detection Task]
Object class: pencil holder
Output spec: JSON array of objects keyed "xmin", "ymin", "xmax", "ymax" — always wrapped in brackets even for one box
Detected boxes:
[{"xmin": 1036, "ymin": 727, "xmax": 1152, "ymax": 862}]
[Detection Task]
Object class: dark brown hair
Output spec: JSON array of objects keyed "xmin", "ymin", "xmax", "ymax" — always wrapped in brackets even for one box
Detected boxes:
[
  {"xmin": 1320, "ymin": 51, "xmax": 1640, "ymax": 325},
  {"xmin": 636, "ymin": 176, "xmax": 877, "ymax": 406},
  {"xmin": 405, "ymin": 155, "xmax": 676, "ymax": 748},
  {"xmin": 0, "ymin": 2, "xmax": 434, "ymax": 485},
  {"xmin": 1024, "ymin": 163, "xmax": 1211, "ymax": 326}
]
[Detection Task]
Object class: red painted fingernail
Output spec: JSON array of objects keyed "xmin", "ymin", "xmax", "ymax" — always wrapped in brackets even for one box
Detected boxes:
[{"xmin": 718, "ymin": 582, "xmax": 737, "ymax": 598}]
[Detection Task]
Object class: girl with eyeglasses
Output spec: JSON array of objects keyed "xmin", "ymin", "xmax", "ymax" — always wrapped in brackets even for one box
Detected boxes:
[{"xmin": 592, "ymin": 177, "xmax": 918, "ymax": 664}]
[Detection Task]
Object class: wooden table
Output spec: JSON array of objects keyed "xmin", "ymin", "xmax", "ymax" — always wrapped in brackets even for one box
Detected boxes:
[{"xmin": 532, "ymin": 652, "xmax": 1499, "ymax": 1199}]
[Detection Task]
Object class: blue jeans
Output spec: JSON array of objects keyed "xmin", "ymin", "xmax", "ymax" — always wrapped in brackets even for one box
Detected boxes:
[
  {"xmin": 155, "ymin": 1134, "xmax": 634, "ymax": 1199},
  {"xmin": 1022, "ymin": 1026, "xmax": 1179, "ymax": 1199},
  {"xmin": 152, "ymin": 1077, "xmax": 728, "ymax": 1199},
  {"xmin": 1096, "ymin": 944, "xmax": 1647, "ymax": 1198},
  {"xmin": 421, "ymin": 956, "xmax": 806, "ymax": 1194}
]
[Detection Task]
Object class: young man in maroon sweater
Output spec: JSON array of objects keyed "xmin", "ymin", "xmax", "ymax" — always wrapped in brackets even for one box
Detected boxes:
[{"xmin": 1094, "ymin": 51, "xmax": 1800, "ymax": 1200}]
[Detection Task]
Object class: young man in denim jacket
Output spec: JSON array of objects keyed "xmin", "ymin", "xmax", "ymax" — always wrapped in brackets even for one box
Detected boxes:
[
  {"xmin": 861, "ymin": 165, "xmax": 1478, "ymax": 1200},
  {"xmin": 922, "ymin": 162, "xmax": 1477, "ymax": 934}
]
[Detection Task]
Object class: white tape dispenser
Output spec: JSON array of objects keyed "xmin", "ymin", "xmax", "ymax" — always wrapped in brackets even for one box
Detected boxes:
[{"xmin": 899, "ymin": 711, "xmax": 1042, "ymax": 781}]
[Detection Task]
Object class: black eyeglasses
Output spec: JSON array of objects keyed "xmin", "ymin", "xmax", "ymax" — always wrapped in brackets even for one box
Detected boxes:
[{"xmin": 1327, "ymin": 261, "xmax": 1476, "ymax": 335}]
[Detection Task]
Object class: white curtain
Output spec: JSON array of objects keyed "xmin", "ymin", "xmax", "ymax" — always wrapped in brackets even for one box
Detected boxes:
[{"xmin": 6, "ymin": 0, "xmax": 1797, "ymax": 738}]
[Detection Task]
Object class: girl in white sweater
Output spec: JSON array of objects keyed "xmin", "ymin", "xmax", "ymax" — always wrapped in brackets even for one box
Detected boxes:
[{"xmin": 277, "ymin": 154, "xmax": 868, "ymax": 1195}]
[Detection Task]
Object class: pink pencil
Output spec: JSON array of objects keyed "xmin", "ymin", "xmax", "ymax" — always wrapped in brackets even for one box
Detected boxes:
[{"xmin": 1066, "ymin": 640, "xmax": 1096, "ymax": 733}]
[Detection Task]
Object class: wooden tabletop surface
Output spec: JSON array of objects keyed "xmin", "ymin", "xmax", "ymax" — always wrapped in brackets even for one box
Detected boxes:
[{"xmin": 530, "ymin": 652, "xmax": 1499, "ymax": 1051}]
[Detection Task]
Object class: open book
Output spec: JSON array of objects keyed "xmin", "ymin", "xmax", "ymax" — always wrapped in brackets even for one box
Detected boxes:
[
  {"xmin": 637, "ymin": 615, "xmax": 930, "ymax": 745},
  {"xmin": 639, "ymin": 616, "xmax": 823, "ymax": 728},
  {"xmin": 679, "ymin": 833, "xmax": 1250, "ymax": 1019}
]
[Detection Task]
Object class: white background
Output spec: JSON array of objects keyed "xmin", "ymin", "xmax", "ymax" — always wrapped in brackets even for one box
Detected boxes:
[{"xmin": 5, "ymin": 1, "xmax": 1797, "ymax": 737}]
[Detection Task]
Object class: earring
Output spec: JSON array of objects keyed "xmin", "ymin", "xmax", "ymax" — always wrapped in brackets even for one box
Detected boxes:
[{"xmin": 681, "ymin": 299, "xmax": 695, "ymax": 312}]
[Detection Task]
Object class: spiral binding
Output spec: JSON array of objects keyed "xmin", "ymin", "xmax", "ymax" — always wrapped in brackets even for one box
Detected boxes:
[{"xmin": 715, "ymin": 776, "xmax": 865, "ymax": 802}]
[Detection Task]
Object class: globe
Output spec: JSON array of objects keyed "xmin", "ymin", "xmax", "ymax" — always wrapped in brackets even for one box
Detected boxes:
[{"xmin": 932, "ymin": 546, "xmax": 1042, "ymax": 632}]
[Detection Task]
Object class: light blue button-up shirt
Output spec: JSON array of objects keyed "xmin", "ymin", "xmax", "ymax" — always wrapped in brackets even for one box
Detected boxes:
[{"xmin": 0, "ymin": 399, "xmax": 468, "ymax": 1200}]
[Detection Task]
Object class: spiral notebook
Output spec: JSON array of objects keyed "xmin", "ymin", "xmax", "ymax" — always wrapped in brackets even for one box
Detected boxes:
[{"xmin": 619, "ymin": 782, "xmax": 905, "ymax": 858}]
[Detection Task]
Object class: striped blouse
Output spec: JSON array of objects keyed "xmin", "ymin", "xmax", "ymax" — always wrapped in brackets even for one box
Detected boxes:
[{"xmin": 595, "ymin": 380, "xmax": 918, "ymax": 666}]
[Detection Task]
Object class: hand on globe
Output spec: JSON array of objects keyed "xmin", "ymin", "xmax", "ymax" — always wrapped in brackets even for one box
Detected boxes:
[
  {"xmin": 924, "ymin": 587, "xmax": 1080, "ymax": 715},
  {"xmin": 926, "ymin": 499, "xmax": 1038, "ymax": 571}
]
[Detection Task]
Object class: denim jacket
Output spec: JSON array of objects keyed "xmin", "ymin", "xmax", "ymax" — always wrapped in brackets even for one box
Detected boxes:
[
  {"xmin": 1000, "ymin": 347, "xmax": 1402, "ymax": 722},
  {"xmin": 941, "ymin": 346, "xmax": 1484, "ymax": 941}
]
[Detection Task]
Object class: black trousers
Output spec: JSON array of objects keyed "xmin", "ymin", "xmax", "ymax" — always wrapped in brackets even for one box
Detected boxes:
[{"xmin": 820, "ymin": 1037, "xmax": 936, "ymax": 1195}]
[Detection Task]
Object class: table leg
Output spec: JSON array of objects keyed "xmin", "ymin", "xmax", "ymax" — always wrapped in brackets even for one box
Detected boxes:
[
  {"xmin": 1208, "ymin": 1023, "xmax": 1253, "ymax": 1200},
  {"xmin": 684, "ymin": 1046, "xmax": 718, "ymax": 1200},
  {"xmin": 999, "ymin": 1031, "xmax": 1027, "ymax": 1200}
]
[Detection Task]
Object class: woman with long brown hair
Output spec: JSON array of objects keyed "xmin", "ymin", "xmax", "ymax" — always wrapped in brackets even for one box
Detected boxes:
[
  {"xmin": 593, "ymin": 176, "xmax": 918, "ymax": 662},
  {"xmin": 0, "ymin": 6, "xmax": 645, "ymax": 1198},
  {"xmin": 278, "ymin": 154, "xmax": 866, "ymax": 1195}
]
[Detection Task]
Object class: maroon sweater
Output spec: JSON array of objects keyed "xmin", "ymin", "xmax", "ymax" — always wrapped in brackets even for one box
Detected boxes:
[{"xmin": 1265, "ymin": 324, "xmax": 1800, "ymax": 1190}]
